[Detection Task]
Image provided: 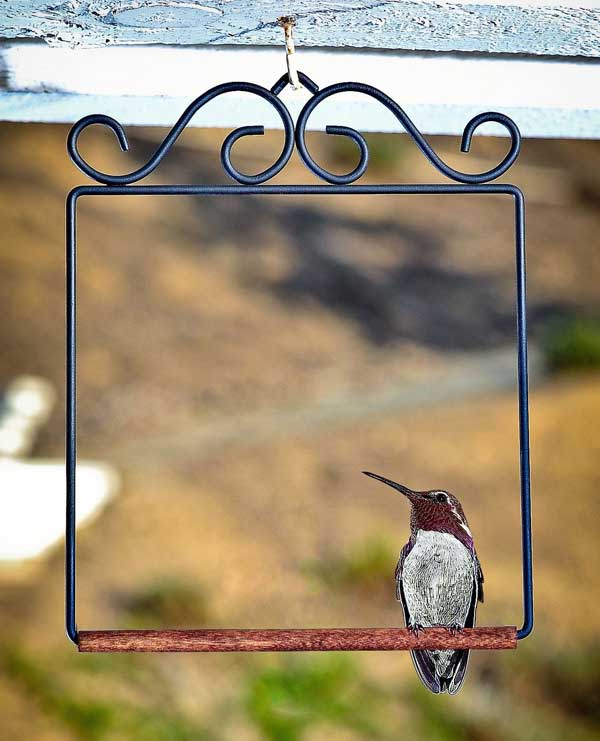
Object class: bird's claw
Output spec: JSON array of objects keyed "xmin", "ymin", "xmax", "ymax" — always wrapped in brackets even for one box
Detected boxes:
[
  {"xmin": 408, "ymin": 623, "xmax": 424, "ymax": 637},
  {"xmin": 446, "ymin": 623, "xmax": 463, "ymax": 636}
]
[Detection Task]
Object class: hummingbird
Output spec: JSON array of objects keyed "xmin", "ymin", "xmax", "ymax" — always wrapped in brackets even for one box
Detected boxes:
[{"xmin": 363, "ymin": 472, "xmax": 484, "ymax": 695}]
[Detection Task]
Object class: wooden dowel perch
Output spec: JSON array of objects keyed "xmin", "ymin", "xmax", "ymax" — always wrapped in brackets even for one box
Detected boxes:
[{"xmin": 78, "ymin": 627, "xmax": 517, "ymax": 653}]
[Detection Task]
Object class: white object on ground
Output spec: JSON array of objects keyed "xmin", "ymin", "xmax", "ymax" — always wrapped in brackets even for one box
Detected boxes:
[
  {"xmin": 0, "ymin": 458, "xmax": 120, "ymax": 562},
  {"xmin": 0, "ymin": 376, "xmax": 56, "ymax": 458}
]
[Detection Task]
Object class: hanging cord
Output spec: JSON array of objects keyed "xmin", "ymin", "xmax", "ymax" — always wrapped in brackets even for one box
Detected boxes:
[{"xmin": 278, "ymin": 16, "xmax": 302, "ymax": 90}]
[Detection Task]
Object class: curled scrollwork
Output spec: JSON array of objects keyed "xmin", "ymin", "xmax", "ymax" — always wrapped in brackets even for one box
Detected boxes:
[
  {"xmin": 67, "ymin": 82, "xmax": 295, "ymax": 186},
  {"xmin": 295, "ymin": 81, "xmax": 521, "ymax": 185},
  {"xmin": 68, "ymin": 75, "xmax": 521, "ymax": 186}
]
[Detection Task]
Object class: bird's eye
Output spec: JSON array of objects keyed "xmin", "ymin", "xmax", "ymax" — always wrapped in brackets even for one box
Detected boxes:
[{"xmin": 435, "ymin": 492, "xmax": 447, "ymax": 503}]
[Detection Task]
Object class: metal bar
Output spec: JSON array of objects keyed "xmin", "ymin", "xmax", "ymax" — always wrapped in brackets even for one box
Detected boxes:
[
  {"xmin": 68, "ymin": 184, "xmax": 522, "ymax": 197},
  {"xmin": 66, "ymin": 189, "xmax": 77, "ymax": 645},
  {"xmin": 77, "ymin": 627, "xmax": 518, "ymax": 653},
  {"xmin": 514, "ymin": 190, "xmax": 534, "ymax": 640}
]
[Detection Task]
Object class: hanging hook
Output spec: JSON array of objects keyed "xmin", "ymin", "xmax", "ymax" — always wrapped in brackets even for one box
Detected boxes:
[{"xmin": 278, "ymin": 16, "xmax": 302, "ymax": 90}]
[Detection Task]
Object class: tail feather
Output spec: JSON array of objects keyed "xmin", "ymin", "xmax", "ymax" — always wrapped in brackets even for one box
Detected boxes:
[
  {"xmin": 411, "ymin": 649, "xmax": 471, "ymax": 695},
  {"xmin": 446, "ymin": 650, "xmax": 470, "ymax": 695},
  {"xmin": 410, "ymin": 650, "xmax": 442, "ymax": 694}
]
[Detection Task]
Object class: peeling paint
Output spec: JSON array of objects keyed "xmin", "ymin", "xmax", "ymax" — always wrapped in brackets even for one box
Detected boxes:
[
  {"xmin": 110, "ymin": 5, "xmax": 224, "ymax": 30},
  {"xmin": 0, "ymin": 1, "xmax": 599, "ymax": 55}
]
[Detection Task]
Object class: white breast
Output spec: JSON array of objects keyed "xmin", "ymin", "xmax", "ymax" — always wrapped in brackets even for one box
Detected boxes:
[{"xmin": 401, "ymin": 530, "xmax": 476, "ymax": 628}]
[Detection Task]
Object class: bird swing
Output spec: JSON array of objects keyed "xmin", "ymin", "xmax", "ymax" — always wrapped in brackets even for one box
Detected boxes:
[{"xmin": 64, "ymin": 33, "xmax": 532, "ymax": 671}]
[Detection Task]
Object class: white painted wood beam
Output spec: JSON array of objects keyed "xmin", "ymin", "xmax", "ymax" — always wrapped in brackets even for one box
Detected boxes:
[
  {"xmin": 1, "ymin": 44, "xmax": 599, "ymax": 138},
  {"xmin": 0, "ymin": 1, "xmax": 599, "ymax": 57}
]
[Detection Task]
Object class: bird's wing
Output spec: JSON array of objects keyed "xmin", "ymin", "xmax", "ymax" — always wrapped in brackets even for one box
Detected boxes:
[
  {"xmin": 394, "ymin": 540, "xmax": 412, "ymax": 602},
  {"xmin": 395, "ymin": 540, "xmax": 414, "ymax": 629},
  {"xmin": 475, "ymin": 551, "xmax": 484, "ymax": 603}
]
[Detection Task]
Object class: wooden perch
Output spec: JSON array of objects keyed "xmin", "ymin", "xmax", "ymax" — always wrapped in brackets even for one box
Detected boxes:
[{"xmin": 78, "ymin": 627, "xmax": 517, "ymax": 653}]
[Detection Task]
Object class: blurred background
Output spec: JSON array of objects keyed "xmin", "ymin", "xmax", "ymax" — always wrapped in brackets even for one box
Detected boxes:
[{"xmin": 0, "ymin": 123, "xmax": 599, "ymax": 740}]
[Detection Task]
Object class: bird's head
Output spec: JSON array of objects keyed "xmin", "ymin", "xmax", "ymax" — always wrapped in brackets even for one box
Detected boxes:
[{"xmin": 362, "ymin": 471, "xmax": 473, "ymax": 545}]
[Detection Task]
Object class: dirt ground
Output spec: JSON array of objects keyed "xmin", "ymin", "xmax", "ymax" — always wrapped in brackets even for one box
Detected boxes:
[{"xmin": 0, "ymin": 123, "xmax": 599, "ymax": 740}]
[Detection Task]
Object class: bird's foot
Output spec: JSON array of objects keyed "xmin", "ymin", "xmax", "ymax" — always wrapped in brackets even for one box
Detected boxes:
[
  {"xmin": 408, "ymin": 623, "xmax": 424, "ymax": 637},
  {"xmin": 445, "ymin": 623, "xmax": 463, "ymax": 636}
]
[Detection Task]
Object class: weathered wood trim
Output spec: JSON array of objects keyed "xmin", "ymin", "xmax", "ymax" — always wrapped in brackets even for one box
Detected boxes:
[
  {"xmin": 78, "ymin": 627, "xmax": 518, "ymax": 652},
  {"xmin": 0, "ymin": 1, "xmax": 599, "ymax": 56},
  {"xmin": 2, "ymin": 44, "xmax": 599, "ymax": 138}
]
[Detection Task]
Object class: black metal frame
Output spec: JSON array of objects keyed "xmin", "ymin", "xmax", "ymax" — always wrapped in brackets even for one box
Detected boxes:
[{"xmin": 66, "ymin": 72, "xmax": 532, "ymax": 647}]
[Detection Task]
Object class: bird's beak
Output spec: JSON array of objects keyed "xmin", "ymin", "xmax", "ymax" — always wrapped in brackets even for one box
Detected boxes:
[{"xmin": 362, "ymin": 471, "xmax": 419, "ymax": 500}]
